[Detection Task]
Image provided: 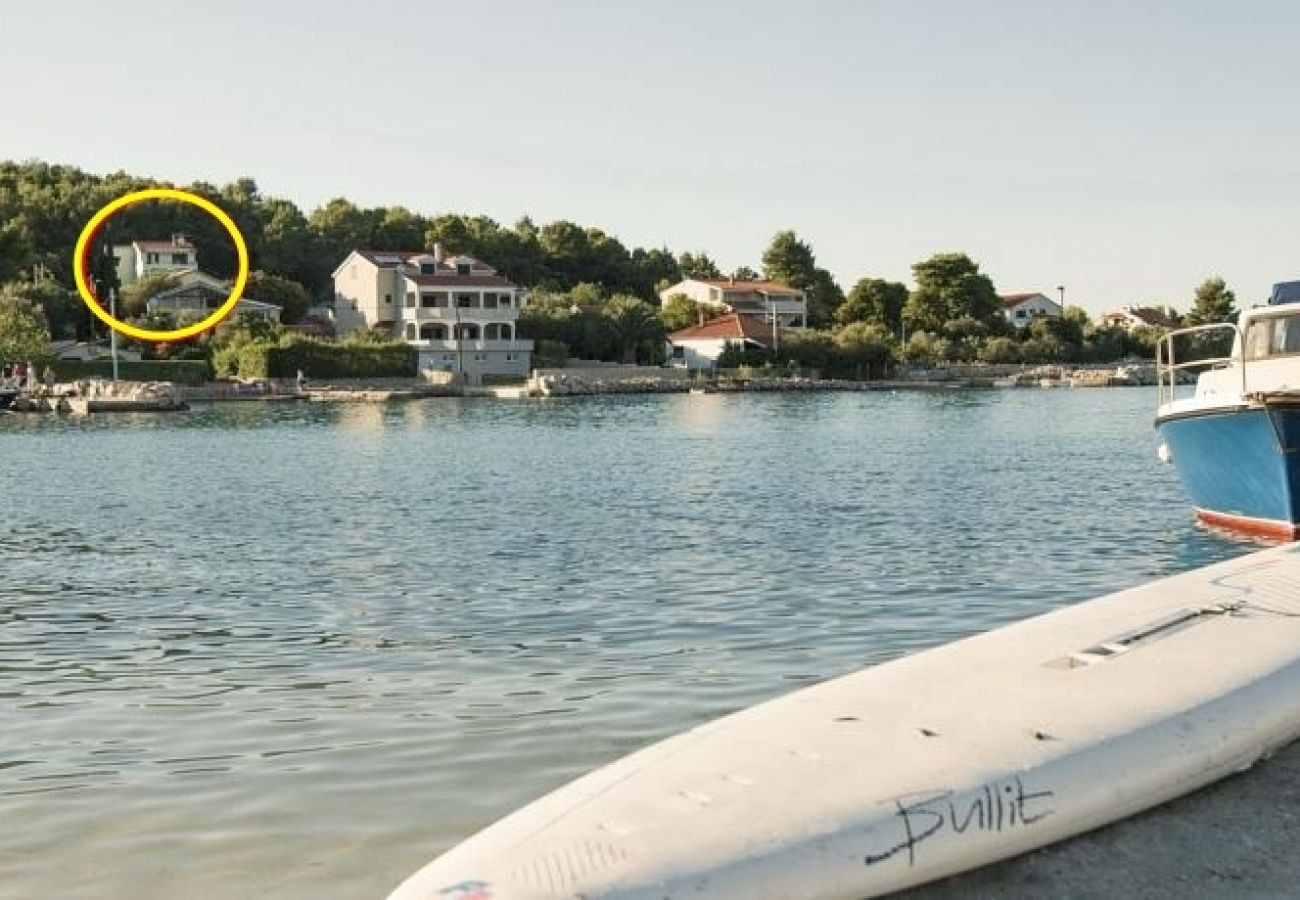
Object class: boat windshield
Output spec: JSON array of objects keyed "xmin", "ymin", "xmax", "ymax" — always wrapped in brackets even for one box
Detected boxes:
[{"xmin": 1243, "ymin": 312, "xmax": 1300, "ymax": 360}]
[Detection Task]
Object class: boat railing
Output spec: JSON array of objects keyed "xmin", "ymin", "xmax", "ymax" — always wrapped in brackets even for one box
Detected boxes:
[{"xmin": 1155, "ymin": 322, "xmax": 1244, "ymax": 408}]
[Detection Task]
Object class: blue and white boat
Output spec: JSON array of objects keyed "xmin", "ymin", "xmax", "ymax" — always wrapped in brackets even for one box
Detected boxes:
[{"xmin": 1156, "ymin": 281, "xmax": 1300, "ymax": 539}]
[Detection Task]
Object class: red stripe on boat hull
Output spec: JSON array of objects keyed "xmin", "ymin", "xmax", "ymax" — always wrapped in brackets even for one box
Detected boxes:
[{"xmin": 1195, "ymin": 508, "xmax": 1300, "ymax": 541}]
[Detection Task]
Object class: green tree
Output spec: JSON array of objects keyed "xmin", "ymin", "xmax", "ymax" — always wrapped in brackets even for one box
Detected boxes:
[
  {"xmin": 0, "ymin": 293, "xmax": 52, "ymax": 361},
  {"xmin": 761, "ymin": 230, "xmax": 842, "ymax": 326},
  {"xmin": 244, "ymin": 271, "xmax": 310, "ymax": 324},
  {"xmin": 904, "ymin": 253, "xmax": 1000, "ymax": 334},
  {"xmin": 833, "ymin": 321, "xmax": 895, "ymax": 379},
  {"xmin": 659, "ymin": 294, "xmax": 713, "ymax": 332},
  {"xmin": 837, "ymin": 278, "xmax": 908, "ymax": 331},
  {"xmin": 978, "ymin": 336, "xmax": 1020, "ymax": 363},
  {"xmin": 1186, "ymin": 276, "xmax": 1237, "ymax": 326},
  {"xmin": 602, "ymin": 294, "xmax": 664, "ymax": 364},
  {"xmin": 678, "ymin": 251, "xmax": 722, "ymax": 280},
  {"xmin": 732, "ymin": 265, "xmax": 760, "ymax": 281},
  {"xmin": 119, "ymin": 272, "xmax": 181, "ymax": 319},
  {"xmin": 0, "ymin": 276, "xmax": 82, "ymax": 339},
  {"xmin": 903, "ymin": 331, "xmax": 952, "ymax": 366}
]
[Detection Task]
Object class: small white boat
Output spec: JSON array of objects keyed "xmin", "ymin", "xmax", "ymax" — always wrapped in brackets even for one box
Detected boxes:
[{"xmin": 389, "ymin": 544, "xmax": 1300, "ymax": 899}]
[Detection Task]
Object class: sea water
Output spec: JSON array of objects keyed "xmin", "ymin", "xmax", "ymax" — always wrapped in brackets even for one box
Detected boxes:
[{"xmin": 0, "ymin": 389, "xmax": 1256, "ymax": 899}]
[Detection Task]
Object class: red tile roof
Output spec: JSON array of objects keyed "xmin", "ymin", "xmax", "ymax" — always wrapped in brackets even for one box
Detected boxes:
[
  {"xmin": 697, "ymin": 279, "xmax": 803, "ymax": 295},
  {"xmin": 352, "ymin": 250, "xmax": 514, "ymax": 287},
  {"xmin": 410, "ymin": 274, "xmax": 515, "ymax": 288},
  {"xmin": 668, "ymin": 313, "xmax": 788, "ymax": 347}
]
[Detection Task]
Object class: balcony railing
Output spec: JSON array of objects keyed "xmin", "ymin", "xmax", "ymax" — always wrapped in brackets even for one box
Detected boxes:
[
  {"xmin": 409, "ymin": 339, "xmax": 534, "ymax": 352},
  {"xmin": 402, "ymin": 306, "xmax": 518, "ymax": 321}
]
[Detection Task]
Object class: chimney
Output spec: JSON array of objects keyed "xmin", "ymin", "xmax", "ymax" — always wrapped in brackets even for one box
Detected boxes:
[
  {"xmin": 172, "ymin": 233, "xmax": 187, "ymax": 246},
  {"xmin": 433, "ymin": 242, "xmax": 445, "ymax": 264}
]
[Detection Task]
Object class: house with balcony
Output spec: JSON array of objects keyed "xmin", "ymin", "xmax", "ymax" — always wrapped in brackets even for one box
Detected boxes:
[
  {"xmin": 330, "ymin": 245, "xmax": 532, "ymax": 380},
  {"xmin": 1000, "ymin": 292, "xmax": 1062, "ymax": 328},
  {"xmin": 113, "ymin": 235, "xmax": 198, "ymax": 287},
  {"xmin": 657, "ymin": 277, "xmax": 808, "ymax": 328}
]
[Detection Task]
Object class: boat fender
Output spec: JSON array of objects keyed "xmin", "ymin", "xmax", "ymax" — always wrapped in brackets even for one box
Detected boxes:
[{"xmin": 1157, "ymin": 442, "xmax": 1172, "ymax": 464}]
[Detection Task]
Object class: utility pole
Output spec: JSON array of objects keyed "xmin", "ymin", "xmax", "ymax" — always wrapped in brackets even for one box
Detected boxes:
[{"xmin": 109, "ymin": 288, "xmax": 120, "ymax": 382}]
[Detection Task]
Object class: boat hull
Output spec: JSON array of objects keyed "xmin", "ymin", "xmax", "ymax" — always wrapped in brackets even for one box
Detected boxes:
[
  {"xmin": 388, "ymin": 546, "xmax": 1300, "ymax": 900},
  {"xmin": 1156, "ymin": 404, "xmax": 1300, "ymax": 540}
]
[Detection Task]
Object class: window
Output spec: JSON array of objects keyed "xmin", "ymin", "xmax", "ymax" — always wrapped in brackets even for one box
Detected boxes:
[
  {"xmin": 500, "ymin": 295, "xmax": 513, "ymax": 307},
  {"xmin": 420, "ymin": 263, "xmax": 436, "ymax": 275},
  {"xmin": 474, "ymin": 353, "xmax": 487, "ymax": 361},
  {"xmin": 456, "ymin": 263, "xmax": 471, "ymax": 276},
  {"xmin": 406, "ymin": 292, "xmax": 415, "ymax": 307},
  {"xmin": 405, "ymin": 324, "xmax": 416, "ymax": 339},
  {"xmin": 171, "ymin": 253, "xmax": 189, "ymax": 265},
  {"xmin": 1015, "ymin": 310, "xmax": 1027, "ymax": 318},
  {"xmin": 384, "ymin": 293, "xmax": 392, "ymax": 304},
  {"xmin": 457, "ymin": 294, "xmax": 472, "ymax": 308},
  {"xmin": 421, "ymin": 293, "xmax": 447, "ymax": 308},
  {"xmin": 1245, "ymin": 314, "xmax": 1300, "ymax": 360},
  {"xmin": 506, "ymin": 352, "xmax": 518, "ymax": 361},
  {"xmin": 443, "ymin": 354, "xmax": 456, "ymax": 362},
  {"xmin": 483, "ymin": 293, "xmax": 499, "ymax": 309},
  {"xmin": 146, "ymin": 252, "xmax": 160, "ymax": 264}
]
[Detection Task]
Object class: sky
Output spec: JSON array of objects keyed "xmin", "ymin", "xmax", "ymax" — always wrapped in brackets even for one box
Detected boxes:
[{"xmin": 3, "ymin": 0, "xmax": 1300, "ymax": 314}]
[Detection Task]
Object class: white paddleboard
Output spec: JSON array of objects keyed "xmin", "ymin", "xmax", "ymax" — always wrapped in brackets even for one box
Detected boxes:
[{"xmin": 389, "ymin": 544, "xmax": 1300, "ymax": 899}]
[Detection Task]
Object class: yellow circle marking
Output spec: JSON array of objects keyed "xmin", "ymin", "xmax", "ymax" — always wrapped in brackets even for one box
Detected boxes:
[{"xmin": 73, "ymin": 188, "xmax": 250, "ymax": 342}]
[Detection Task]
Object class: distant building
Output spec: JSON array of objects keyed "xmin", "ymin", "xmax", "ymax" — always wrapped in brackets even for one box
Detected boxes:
[
  {"xmin": 1001, "ymin": 293, "xmax": 1062, "ymax": 328},
  {"xmin": 658, "ymin": 278, "xmax": 808, "ymax": 329},
  {"xmin": 1100, "ymin": 306, "xmax": 1180, "ymax": 330},
  {"xmin": 666, "ymin": 313, "xmax": 789, "ymax": 371},
  {"xmin": 145, "ymin": 272, "xmax": 281, "ymax": 324},
  {"xmin": 330, "ymin": 245, "xmax": 532, "ymax": 380},
  {"xmin": 113, "ymin": 235, "xmax": 197, "ymax": 287}
]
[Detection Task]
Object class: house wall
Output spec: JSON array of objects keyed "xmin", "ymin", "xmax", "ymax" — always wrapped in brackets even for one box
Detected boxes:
[
  {"xmin": 332, "ymin": 254, "xmax": 379, "ymax": 333},
  {"xmin": 417, "ymin": 348, "xmax": 531, "ymax": 380},
  {"xmin": 113, "ymin": 246, "xmax": 136, "ymax": 288},
  {"xmin": 1005, "ymin": 295, "xmax": 1062, "ymax": 328},
  {"xmin": 668, "ymin": 337, "xmax": 732, "ymax": 370}
]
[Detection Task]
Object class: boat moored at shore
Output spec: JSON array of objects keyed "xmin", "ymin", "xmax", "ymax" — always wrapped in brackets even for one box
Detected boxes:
[{"xmin": 1156, "ymin": 281, "xmax": 1300, "ymax": 539}]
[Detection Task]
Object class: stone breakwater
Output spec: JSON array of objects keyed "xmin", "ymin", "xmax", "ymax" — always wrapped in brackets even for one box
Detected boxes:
[
  {"xmin": 527, "ymin": 364, "xmax": 1169, "ymax": 397},
  {"xmin": 8, "ymin": 379, "xmax": 187, "ymax": 413}
]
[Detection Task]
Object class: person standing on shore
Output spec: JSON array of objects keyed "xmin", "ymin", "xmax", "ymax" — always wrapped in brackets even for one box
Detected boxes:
[
  {"xmin": 296, "ymin": 369, "xmax": 308, "ymax": 393},
  {"xmin": 42, "ymin": 366, "xmax": 55, "ymax": 389}
]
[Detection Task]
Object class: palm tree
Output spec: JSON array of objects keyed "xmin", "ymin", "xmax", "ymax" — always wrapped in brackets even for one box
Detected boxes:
[{"xmin": 602, "ymin": 294, "xmax": 665, "ymax": 364}]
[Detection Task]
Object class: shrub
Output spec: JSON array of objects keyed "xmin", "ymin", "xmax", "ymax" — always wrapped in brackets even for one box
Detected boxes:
[
  {"xmin": 223, "ymin": 338, "xmax": 418, "ymax": 379},
  {"xmin": 49, "ymin": 358, "xmax": 212, "ymax": 385}
]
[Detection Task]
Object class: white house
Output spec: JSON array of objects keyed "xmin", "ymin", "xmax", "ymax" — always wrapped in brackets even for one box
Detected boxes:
[
  {"xmin": 113, "ymin": 235, "xmax": 198, "ymax": 287},
  {"xmin": 145, "ymin": 271, "xmax": 281, "ymax": 324},
  {"xmin": 331, "ymin": 245, "xmax": 532, "ymax": 380},
  {"xmin": 666, "ymin": 313, "xmax": 787, "ymax": 371},
  {"xmin": 1100, "ymin": 306, "xmax": 1179, "ymax": 331},
  {"xmin": 1001, "ymin": 292, "xmax": 1062, "ymax": 328},
  {"xmin": 658, "ymin": 278, "xmax": 808, "ymax": 329}
]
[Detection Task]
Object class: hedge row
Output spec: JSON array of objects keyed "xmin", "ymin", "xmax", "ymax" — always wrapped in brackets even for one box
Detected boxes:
[
  {"xmin": 48, "ymin": 358, "xmax": 213, "ymax": 385},
  {"xmin": 234, "ymin": 341, "xmax": 418, "ymax": 379}
]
